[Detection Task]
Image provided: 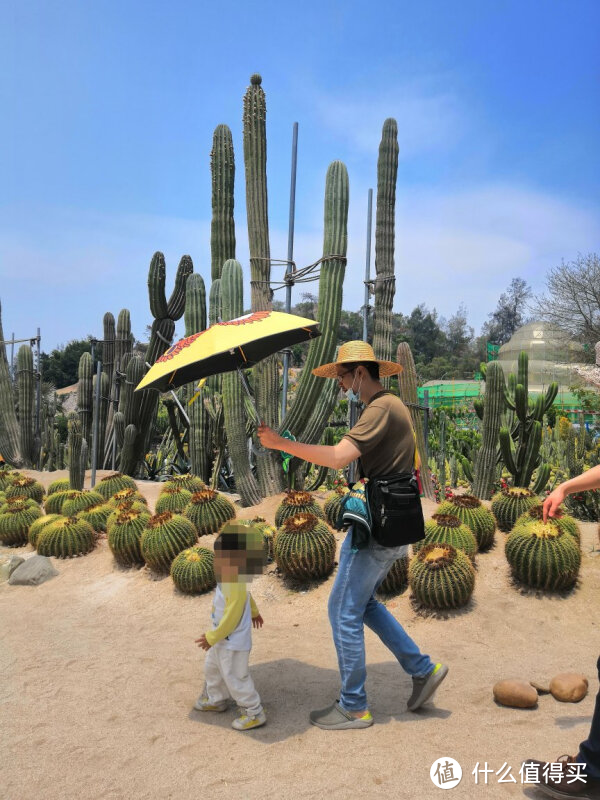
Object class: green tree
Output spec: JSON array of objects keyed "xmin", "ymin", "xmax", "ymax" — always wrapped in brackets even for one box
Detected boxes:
[
  {"xmin": 40, "ymin": 338, "xmax": 102, "ymax": 389},
  {"xmin": 481, "ymin": 277, "xmax": 531, "ymax": 345}
]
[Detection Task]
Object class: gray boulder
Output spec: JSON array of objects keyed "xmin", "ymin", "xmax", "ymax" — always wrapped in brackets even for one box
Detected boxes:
[
  {"xmin": 0, "ymin": 555, "xmax": 25, "ymax": 583},
  {"xmin": 8, "ymin": 555, "xmax": 58, "ymax": 586}
]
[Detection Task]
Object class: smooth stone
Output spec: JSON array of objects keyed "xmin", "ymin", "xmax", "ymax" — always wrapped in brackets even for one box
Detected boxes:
[
  {"xmin": 0, "ymin": 555, "xmax": 25, "ymax": 583},
  {"xmin": 550, "ymin": 673, "xmax": 588, "ymax": 703},
  {"xmin": 8, "ymin": 555, "xmax": 58, "ymax": 586},
  {"xmin": 493, "ymin": 679, "xmax": 538, "ymax": 708},
  {"xmin": 529, "ymin": 680, "xmax": 551, "ymax": 694}
]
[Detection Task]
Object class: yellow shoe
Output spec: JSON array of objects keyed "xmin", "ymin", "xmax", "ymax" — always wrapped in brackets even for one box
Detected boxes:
[
  {"xmin": 194, "ymin": 696, "xmax": 228, "ymax": 712},
  {"xmin": 232, "ymin": 710, "xmax": 267, "ymax": 730}
]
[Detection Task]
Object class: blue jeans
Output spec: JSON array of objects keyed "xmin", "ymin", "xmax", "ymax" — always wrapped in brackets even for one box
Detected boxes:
[
  {"xmin": 327, "ymin": 530, "xmax": 434, "ymax": 711},
  {"xmin": 578, "ymin": 655, "xmax": 600, "ymax": 779}
]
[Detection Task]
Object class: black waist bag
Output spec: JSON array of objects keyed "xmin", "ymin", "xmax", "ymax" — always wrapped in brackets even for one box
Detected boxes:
[{"xmin": 367, "ymin": 471, "xmax": 425, "ymax": 547}]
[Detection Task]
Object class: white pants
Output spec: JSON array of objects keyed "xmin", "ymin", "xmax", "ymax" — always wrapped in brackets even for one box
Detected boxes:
[{"xmin": 204, "ymin": 645, "xmax": 263, "ymax": 717}]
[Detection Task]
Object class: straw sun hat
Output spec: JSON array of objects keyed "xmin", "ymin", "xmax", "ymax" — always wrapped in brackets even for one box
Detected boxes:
[{"xmin": 311, "ymin": 341, "xmax": 403, "ymax": 379}]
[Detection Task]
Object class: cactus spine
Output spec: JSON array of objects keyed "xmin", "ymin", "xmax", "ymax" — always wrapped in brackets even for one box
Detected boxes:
[
  {"xmin": 220, "ymin": 259, "xmax": 262, "ymax": 505},
  {"xmin": 242, "ymin": 74, "xmax": 281, "ymax": 496},
  {"xmin": 472, "ymin": 361, "xmax": 505, "ymax": 499},
  {"xmin": 396, "ymin": 342, "xmax": 434, "ymax": 500},
  {"xmin": 281, "ymin": 161, "xmax": 349, "ymax": 454},
  {"xmin": 373, "ymin": 118, "xmax": 398, "ymax": 387}
]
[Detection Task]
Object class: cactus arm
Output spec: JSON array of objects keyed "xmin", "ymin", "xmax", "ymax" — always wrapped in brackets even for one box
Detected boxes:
[
  {"xmin": 210, "ymin": 124, "xmax": 236, "ymax": 281},
  {"xmin": 17, "ymin": 345, "xmax": 36, "ymax": 467},
  {"xmin": 166, "ymin": 255, "xmax": 193, "ymax": 320},
  {"xmin": 148, "ymin": 252, "xmax": 168, "ymax": 319},
  {"xmin": 499, "ymin": 427, "xmax": 517, "ymax": 479}
]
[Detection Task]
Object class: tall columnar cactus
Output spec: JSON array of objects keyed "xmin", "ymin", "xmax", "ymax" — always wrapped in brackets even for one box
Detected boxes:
[
  {"xmin": 437, "ymin": 411, "xmax": 447, "ymax": 496},
  {"xmin": 184, "ymin": 273, "xmax": 211, "ymax": 482},
  {"xmin": 0, "ymin": 300, "xmax": 22, "ymax": 466},
  {"xmin": 242, "ymin": 75, "xmax": 281, "ymax": 496},
  {"xmin": 396, "ymin": 342, "xmax": 434, "ymax": 500},
  {"xmin": 373, "ymin": 118, "xmax": 398, "ymax": 387},
  {"xmin": 67, "ymin": 412, "xmax": 85, "ymax": 491},
  {"xmin": 17, "ymin": 344, "xmax": 37, "ymax": 467},
  {"xmin": 210, "ymin": 124, "xmax": 236, "ymax": 282},
  {"xmin": 220, "ymin": 259, "xmax": 262, "ymax": 506},
  {"xmin": 505, "ymin": 518, "xmax": 581, "ymax": 591},
  {"xmin": 93, "ymin": 370, "xmax": 110, "ymax": 469},
  {"xmin": 78, "ymin": 351, "xmax": 93, "ymax": 449},
  {"xmin": 566, "ymin": 413, "xmax": 586, "ymax": 478},
  {"xmin": 103, "ymin": 308, "xmax": 132, "ymax": 468},
  {"xmin": 120, "ymin": 253, "xmax": 192, "ymax": 475},
  {"xmin": 102, "ymin": 312, "xmax": 115, "ymax": 384},
  {"xmin": 281, "ymin": 161, "xmax": 349, "ymax": 454},
  {"xmin": 274, "ymin": 513, "xmax": 336, "ymax": 580},
  {"xmin": 500, "ymin": 351, "xmax": 557, "ymax": 491},
  {"xmin": 472, "ymin": 361, "xmax": 505, "ymax": 499},
  {"xmin": 409, "ymin": 543, "xmax": 476, "ymax": 609}
]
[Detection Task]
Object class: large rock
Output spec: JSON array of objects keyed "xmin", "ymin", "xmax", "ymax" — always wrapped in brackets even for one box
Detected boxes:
[
  {"xmin": 493, "ymin": 680, "xmax": 538, "ymax": 708},
  {"xmin": 8, "ymin": 555, "xmax": 58, "ymax": 586},
  {"xmin": 550, "ymin": 673, "xmax": 588, "ymax": 703},
  {"xmin": 0, "ymin": 555, "xmax": 25, "ymax": 583}
]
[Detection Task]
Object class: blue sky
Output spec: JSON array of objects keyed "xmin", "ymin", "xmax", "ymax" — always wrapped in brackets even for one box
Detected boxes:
[{"xmin": 2, "ymin": 0, "xmax": 599, "ymax": 353}]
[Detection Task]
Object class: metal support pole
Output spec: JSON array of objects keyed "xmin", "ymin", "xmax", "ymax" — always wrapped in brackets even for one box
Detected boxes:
[
  {"xmin": 281, "ymin": 121, "xmax": 299, "ymax": 421},
  {"xmin": 35, "ymin": 329, "xmax": 42, "ymax": 467},
  {"xmin": 363, "ymin": 188, "xmax": 373, "ymax": 342},
  {"xmin": 91, "ymin": 360, "xmax": 101, "ymax": 487},
  {"xmin": 423, "ymin": 390, "xmax": 430, "ymax": 460},
  {"xmin": 10, "ymin": 332, "xmax": 14, "ymax": 383}
]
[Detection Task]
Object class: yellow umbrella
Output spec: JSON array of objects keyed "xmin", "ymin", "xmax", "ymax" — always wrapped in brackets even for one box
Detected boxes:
[{"xmin": 135, "ymin": 311, "xmax": 321, "ymax": 421}]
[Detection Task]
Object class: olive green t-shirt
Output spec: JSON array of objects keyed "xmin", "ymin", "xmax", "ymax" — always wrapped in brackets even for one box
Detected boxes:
[{"xmin": 342, "ymin": 391, "xmax": 415, "ymax": 478}]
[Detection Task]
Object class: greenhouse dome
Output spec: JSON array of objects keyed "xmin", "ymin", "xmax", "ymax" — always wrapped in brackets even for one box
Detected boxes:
[{"xmin": 497, "ymin": 321, "xmax": 585, "ymax": 391}]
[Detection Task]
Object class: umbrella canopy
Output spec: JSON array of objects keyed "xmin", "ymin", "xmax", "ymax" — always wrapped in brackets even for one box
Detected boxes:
[{"xmin": 135, "ymin": 310, "xmax": 321, "ymax": 393}]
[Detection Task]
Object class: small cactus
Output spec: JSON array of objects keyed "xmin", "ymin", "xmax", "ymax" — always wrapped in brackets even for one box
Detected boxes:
[
  {"xmin": 47, "ymin": 478, "xmax": 70, "ymax": 496},
  {"xmin": 106, "ymin": 500, "xmax": 149, "ymax": 531},
  {"xmin": 505, "ymin": 518, "xmax": 581, "ymax": 591},
  {"xmin": 274, "ymin": 490, "xmax": 325, "ymax": 528},
  {"xmin": 409, "ymin": 543, "xmax": 475, "ymax": 609},
  {"xmin": 324, "ymin": 487, "xmax": 348, "ymax": 529},
  {"xmin": 170, "ymin": 546, "xmax": 216, "ymax": 594},
  {"xmin": 108, "ymin": 506, "xmax": 152, "ymax": 566},
  {"xmin": 378, "ymin": 555, "xmax": 409, "ymax": 596},
  {"xmin": 0, "ymin": 499, "xmax": 43, "ymax": 545},
  {"xmin": 437, "ymin": 495, "xmax": 496, "ymax": 551},
  {"xmin": 106, "ymin": 488, "xmax": 149, "ymax": 507},
  {"xmin": 413, "ymin": 513, "xmax": 478, "ymax": 562},
  {"xmin": 155, "ymin": 486, "xmax": 192, "ymax": 514},
  {"xmin": 77, "ymin": 503, "xmax": 114, "ymax": 533},
  {"xmin": 491, "ymin": 487, "xmax": 538, "ymax": 532},
  {"xmin": 162, "ymin": 475, "xmax": 205, "ymax": 494},
  {"xmin": 183, "ymin": 489, "xmax": 236, "ymax": 537},
  {"xmin": 95, "ymin": 472, "xmax": 138, "ymax": 500},
  {"xmin": 5, "ymin": 476, "xmax": 45, "ymax": 504},
  {"xmin": 37, "ymin": 516, "xmax": 95, "ymax": 558},
  {"xmin": 140, "ymin": 512, "xmax": 198, "ymax": 573},
  {"xmin": 274, "ymin": 513, "xmax": 336, "ymax": 581},
  {"xmin": 28, "ymin": 513, "xmax": 62, "ymax": 547},
  {"xmin": 62, "ymin": 490, "xmax": 105, "ymax": 517}
]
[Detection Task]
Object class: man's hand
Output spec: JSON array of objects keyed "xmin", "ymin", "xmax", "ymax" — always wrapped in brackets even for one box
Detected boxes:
[
  {"xmin": 252, "ymin": 614, "xmax": 264, "ymax": 629},
  {"xmin": 257, "ymin": 424, "xmax": 284, "ymax": 451},
  {"xmin": 542, "ymin": 486, "xmax": 567, "ymax": 522},
  {"xmin": 195, "ymin": 634, "xmax": 211, "ymax": 651}
]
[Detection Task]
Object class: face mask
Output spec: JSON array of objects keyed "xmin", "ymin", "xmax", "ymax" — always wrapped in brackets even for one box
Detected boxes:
[{"xmin": 345, "ymin": 373, "xmax": 363, "ymax": 404}]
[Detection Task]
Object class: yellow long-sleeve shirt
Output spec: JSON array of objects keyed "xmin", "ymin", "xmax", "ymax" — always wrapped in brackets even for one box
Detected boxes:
[{"xmin": 205, "ymin": 582, "xmax": 259, "ymax": 647}]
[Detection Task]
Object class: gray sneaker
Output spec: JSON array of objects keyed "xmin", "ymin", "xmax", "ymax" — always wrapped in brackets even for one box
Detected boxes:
[{"xmin": 407, "ymin": 663, "xmax": 448, "ymax": 711}]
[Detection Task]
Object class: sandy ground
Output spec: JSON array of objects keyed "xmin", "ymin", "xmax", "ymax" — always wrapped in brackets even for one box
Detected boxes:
[{"xmin": 2, "ymin": 469, "xmax": 599, "ymax": 800}]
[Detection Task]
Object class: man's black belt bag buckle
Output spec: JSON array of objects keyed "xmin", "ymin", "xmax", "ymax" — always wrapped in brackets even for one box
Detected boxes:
[{"xmin": 367, "ymin": 471, "xmax": 425, "ymax": 547}]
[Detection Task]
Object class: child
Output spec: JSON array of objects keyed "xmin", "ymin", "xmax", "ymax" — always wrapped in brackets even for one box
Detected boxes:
[{"xmin": 194, "ymin": 523, "xmax": 266, "ymax": 731}]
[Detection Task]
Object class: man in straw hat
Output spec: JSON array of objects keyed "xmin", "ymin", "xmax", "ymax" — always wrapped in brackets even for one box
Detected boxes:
[{"xmin": 258, "ymin": 341, "xmax": 448, "ymax": 730}]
